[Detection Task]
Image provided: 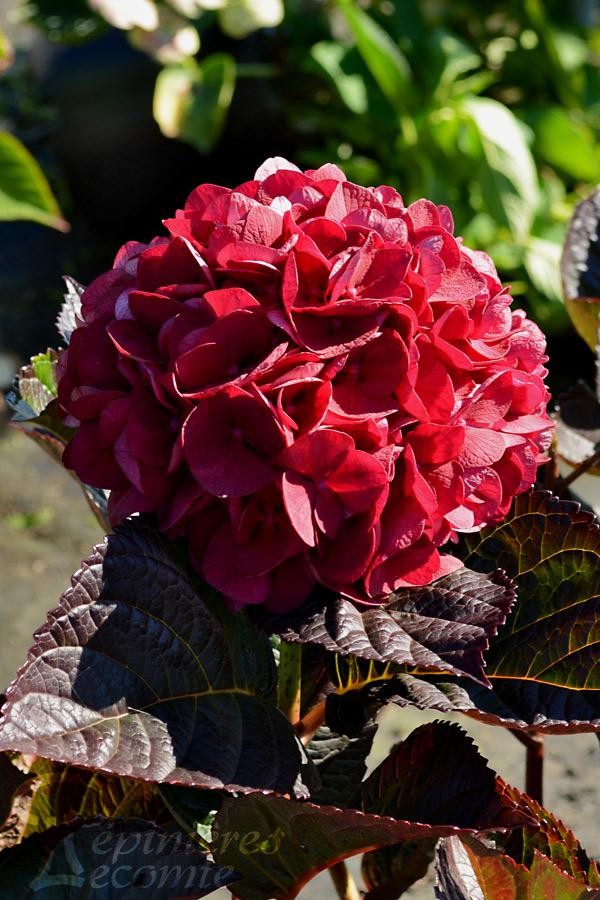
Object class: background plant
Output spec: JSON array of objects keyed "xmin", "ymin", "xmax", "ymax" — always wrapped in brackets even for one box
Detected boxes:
[{"xmin": 9, "ymin": 0, "xmax": 600, "ymax": 336}]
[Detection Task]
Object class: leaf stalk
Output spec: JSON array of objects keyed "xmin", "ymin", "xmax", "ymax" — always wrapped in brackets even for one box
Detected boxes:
[{"xmin": 277, "ymin": 641, "xmax": 302, "ymax": 724}]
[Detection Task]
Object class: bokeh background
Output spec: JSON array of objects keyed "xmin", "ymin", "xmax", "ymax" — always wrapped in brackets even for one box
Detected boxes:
[{"xmin": 0, "ymin": 1, "xmax": 599, "ymax": 896}]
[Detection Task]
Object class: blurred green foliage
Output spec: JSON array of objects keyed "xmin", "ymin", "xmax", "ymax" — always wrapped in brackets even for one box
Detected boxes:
[{"xmin": 10, "ymin": 0, "xmax": 600, "ymax": 330}]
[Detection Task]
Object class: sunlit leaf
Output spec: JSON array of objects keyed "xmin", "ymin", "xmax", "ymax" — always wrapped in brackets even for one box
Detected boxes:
[
  {"xmin": 524, "ymin": 236, "xmax": 563, "ymax": 304},
  {"xmin": 310, "ymin": 42, "xmax": 368, "ymax": 114},
  {"xmin": 530, "ymin": 107, "xmax": 600, "ymax": 182},
  {"xmin": 460, "ymin": 490, "xmax": 600, "ymax": 690},
  {"xmin": 0, "ymin": 521, "xmax": 312, "ymax": 797},
  {"xmin": 262, "ymin": 568, "xmax": 515, "ymax": 687},
  {"xmin": 57, "ymin": 277, "xmax": 84, "ymax": 345},
  {"xmin": 435, "ymin": 836, "xmax": 598, "ymax": 900},
  {"xmin": 337, "ymin": 0, "xmax": 411, "ymax": 109},
  {"xmin": 500, "ymin": 784, "xmax": 600, "ymax": 885},
  {"xmin": 462, "ymin": 97, "xmax": 537, "ymax": 242},
  {"xmin": 0, "ymin": 132, "xmax": 67, "ymax": 231},
  {"xmin": 154, "ymin": 54, "xmax": 236, "ymax": 154}
]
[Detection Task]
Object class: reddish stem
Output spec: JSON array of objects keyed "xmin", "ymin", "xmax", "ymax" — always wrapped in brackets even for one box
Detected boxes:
[
  {"xmin": 295, "ymin": 700, "xmax": 326, "ymax": 744},
  {"xmin": 513, "ymin": 730, "xmax": 544, "ymax": 804}
]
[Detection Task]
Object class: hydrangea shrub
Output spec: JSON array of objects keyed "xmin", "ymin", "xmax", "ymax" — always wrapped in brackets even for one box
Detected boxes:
[
  {"xmin": 0, "ymin": 161, "xmax": 599, "ymax": 900},
  {"xmin": 57, "ymin": 158, "xmax": 552, "ymax": 612}
]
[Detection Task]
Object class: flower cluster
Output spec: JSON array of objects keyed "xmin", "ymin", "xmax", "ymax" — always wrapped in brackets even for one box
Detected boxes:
[{"xmin": 58, "ymin": 158, "xmax": 553, "ymax": 611}]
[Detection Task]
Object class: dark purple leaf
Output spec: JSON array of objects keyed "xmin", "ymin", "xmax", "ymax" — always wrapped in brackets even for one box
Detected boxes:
[
  {"xmin": 0, "ymin": 817, "xmax": 237, "ymax": 899},
  {"xmin": 305, "ymin": 721, "xmax": 376, "ymax": 808},
  {"xmin": 213, "ymin": 722, "xmax": 530, "ymax": 900},
  {"xmin": 460, "ymin": 490, "xmax": 600, "ymax": 690},
  {"xmin": 0, "ymin": 521, "xmax": 311, "ymax": 796},
  {"xmin": 326, "ymin": 672, "xmax": 600, "ymax": 736},
  {"xmin": 263, "ymin": 568, "xmax": 515, "ymax": 687},
  {"xmin": 362, "ymin": 839, "xmax": 436, "ymax": 900}
]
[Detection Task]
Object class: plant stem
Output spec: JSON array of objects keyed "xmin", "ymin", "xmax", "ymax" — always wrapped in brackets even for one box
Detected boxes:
[
  {"xmin": 277, "ymin": 641, "xmax": 302, "ymax": 724},
  {"xmin": 554, "ymin": 446, "xmax": 600, "ymax": 493},
  {"xmin": 295, "ymin": 699, "xmax": 326, "ymax": 744},
  {"xmin": 512, "ymin": 731, "xmax": 544, "ymax": 803},
  {"xmin": 329, "ymin": 861, "xmax": 361, "ymax": 900}
]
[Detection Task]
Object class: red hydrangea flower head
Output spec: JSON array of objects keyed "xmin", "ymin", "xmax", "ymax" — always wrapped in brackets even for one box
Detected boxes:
[{"xmin": 58, "ymin": 158, "xmax": 553, "ymax": 612}]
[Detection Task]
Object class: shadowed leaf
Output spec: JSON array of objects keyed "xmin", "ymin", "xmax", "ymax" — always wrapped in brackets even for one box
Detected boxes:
[
  {"xmin": 0, "ymin": 817, "xmax": 237, "ymax": 898},
  {"xmin": 0, "ymin": 754, "xmax": 34, "ymax": 830},
  {"xmin": 25, "ymin": 760, "xmax": 171, "ymax": 837},
  {"xmin": 213, "ymin": 722, "xmax": 529, "ymax": 900},
  {"xmin": 362, "ymin": 839, "xmax": 436, "ymax": 900},
  {"xmin": 0, "ymin": 521, "xmax": 311, "ymax": 797},
  {"xmin": 263, "ymin": 568, "xmax": 515, "ymax": 687},
  {"xmin": 326, "ymin": 672, "xmax": 600, "ymax": 736},
  {"xmin": 306, "ymin": 721, "xmax": 376, "ymax": 808}
]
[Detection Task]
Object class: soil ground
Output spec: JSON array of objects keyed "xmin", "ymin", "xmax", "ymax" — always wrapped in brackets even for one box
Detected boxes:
[{"xmin": 0, "ymin": 423, "xmax": 598, "ymax": 898}]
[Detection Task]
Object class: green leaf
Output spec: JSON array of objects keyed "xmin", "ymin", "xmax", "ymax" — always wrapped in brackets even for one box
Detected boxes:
[
  {"xmin": 310, "ymin": 42, "xmax": 368, "ymax": 114},
  {"xmin": 460, "ymin": 490, "xmax": 600, "ymax": 690},
  {"xmin": 524, "ymin": 236, "xmax": 563, "ymax": 303},
  {"xmin": 0, "ymin": 521, "xmax": 312, "ymax": 797},
  {"xmin": 337, "ymin": 0, "xmax": 411, "ymax": 109},
  {"xmin": 436, "ymin": 837, "xmax": 598, "ymax": 899},
  {"xmin": 213, "ymin": 722, "xmax": 528, "ymax": 900},
  {"xmin": 500, "ymin": 785, "xmax": 600, "ymax": 886},
  {"xmin": 153, "ymin": 54, "xmax": 236, "ymax": 154},
  {"xmin": 531, "ymin": 107, "xmax": 600, "ymax": 182},
  {"xmin": 0, "ymin": 27, "xmax": 14, "ymax": 72},
  {"xmin": 0, "ymin": 817, "xmax": 237, "ymax": 899},
  {"xmin": 24, "ymin": 759, "xmax": 170, "ymax": 837},
  {"xmin": 429, "ymin": 29, "xmax": 481, "ymax": 101},
  {"xmin": 462, "ymin": 97, "xmax": 537, "ymax": 242},
  {"xmin": 0, "ymin": 132, "xmax": 67, "ymax": 231}
]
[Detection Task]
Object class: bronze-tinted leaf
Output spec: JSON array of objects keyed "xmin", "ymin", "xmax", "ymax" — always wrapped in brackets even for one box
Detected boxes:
[
  {"xmin": 263, "ymin": 568, "xmax": 515, "ymax": 687},
  {"xmin": 213, "ymin": 722, "xmax": 529, "ymax": 900},
  {"xmin": 0, "ymin": 521, "xmax": 311, "ymax": 796},
  {"xmin": 461, "ymin": 491, "xmax": 600, "ymax": 690},
  {"xmin": 435, "ymin": 837, "xmax": 600, "ymax": 900},
  {"xmin": 326, "ymin": 672, "xmax": 600, "ymax": 736},
  {"xmin": 500, "ymin": 785, "xmax": 600, "ymax": 886}
]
